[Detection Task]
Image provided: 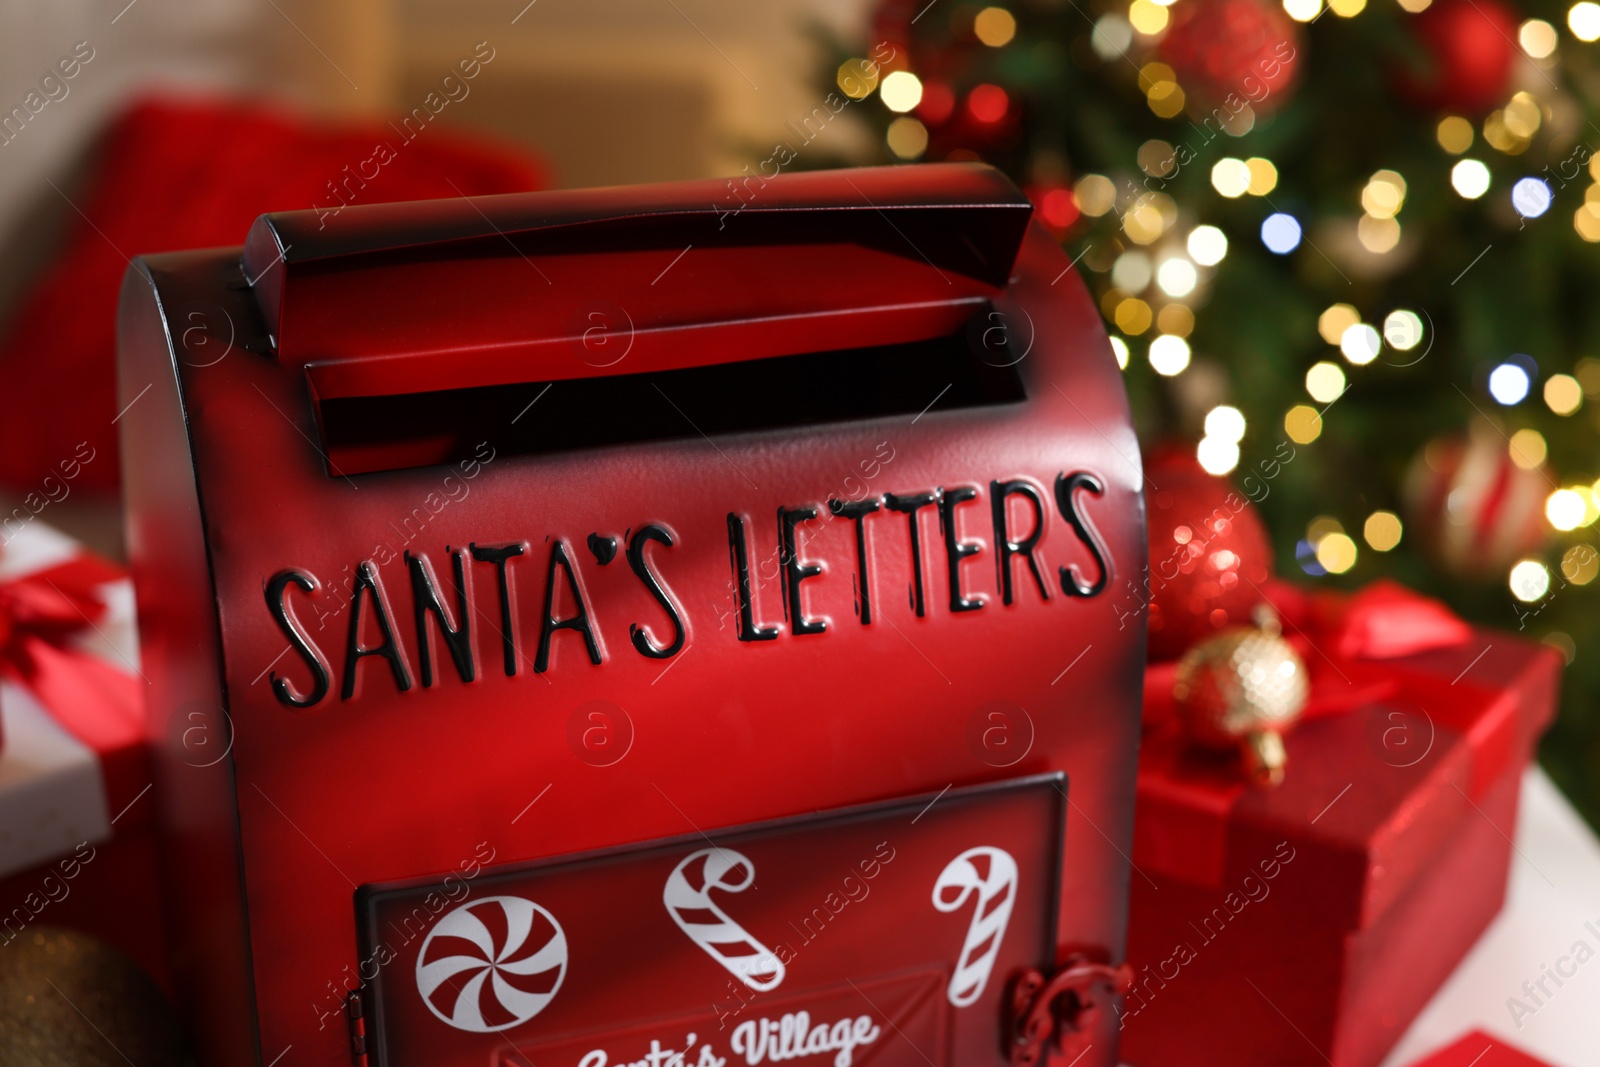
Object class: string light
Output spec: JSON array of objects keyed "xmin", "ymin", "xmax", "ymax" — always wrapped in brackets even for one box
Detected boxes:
[
  {"xmin": 1187, "ymin": 225, "xmax": 1228, "ymax": 265},
  {"xmin": 1563, "ymin": 545, "xmax": 1599, "ymax": 584},
  {"xmin": 886, "ymin": 117, "xmax": 929, "ymax": 158},
  {"xmin": 1285, "ymin": 404, "xmax": 1323, "ymax": 443},
  {"xmin": 968, "ymin": 84, "xmax": 1009, "ymax": 122},
  {"xmin": 1509, "ymin": 428, "xmax": 1548, "ymax": 469},
  {"xmin": 837, "ymin": 59, "xmax": 880, "ymax": 99},
  {"xmin": 1204, "ymin": 405, "xmax": 1247, "ymax": 442},
  {"xmin": 1157, "ymin": 256, "xmax": 1199, "ymax": 297},
  {"xmin": 1358, "ymin": 215, "xmax": 1402, "ymax": 254},
  {"xmin": 1436, "ymin": 116, "xmax": 1474, "ymax": 153},
  {"xmin": 1361, "ymin": 170, "xmax": 1407, "ymax": 218},
  {"xmin": 1112, "ymin": 251, "xmax": 1154, "ymax": 292},
  {"xmin": 1074, "ymin": 175, "xmax": 1116, "ymax": 216},
  {"xmin": 1489, "ymin": 362, "xmax": 1531, "ymax": 404},
  {"xmin": 1364, "ymin": 511, "xmax": 1403, "ymax": 551},
  {"xmin": 1306, "ymin": 361, "xmax": 1346, "ymax": 402},
  {"xmin": 1149, "ymin": 334, "xmax": 1191, "ymax": 375},
  {"xmin": 1316, "ymin": 533, "xmax": 1358, "ymax": 574},
  {"xmin": 1519, "ymin": 18, "xmax": 1559, "ymax": 57},
  {"xmin": 1570, "ymin": 1, "xmax": 1600, "ymax": 40},
  {"xmin": 1091, "ymin": 14, "xmax": 1135, "ymax": 57},
  {"xmin": 1510, "ymin": 559, "xmax": 1551, "ymax": 601},
  {"xmin": 1452, "ymin": 159, "xmax": 1492, "ymax": 199},
  {"xmin": 1319, "ymin": 304, "xmax": 1360, "ymax": 345},
  {"xmin": 1129, "ymin": 0, "xmax": 1171, "ymax": 35},
  {"xmin": 1576, "ymin": 203, "xmax": 1600, "ymax": 241},
  {"xmin": 1340, "ymin": 323, "xmax": 1381, "ymax": 364},
  {"xmin": 880, "ymin": 71, "xmax": 924, "ymax": 112},
  {"xmin": 1547, "ymin": 488, "xmax": 1588, "ymax": 530},
  {"xmin": 1212, "ymin": 158, "xmax": 1252, "ymax": 198},
  {"xmin": 1283, "ymin": 0, "xmax": 1323, "ymax": 21},
  {"xmin": 1261, "ymin": 213, "xmax": 1302, "ymax": 253},
  {"xmin": 1117, "ymin": 297, "xmax": 1155, "ymax": 334},
  {"xmin": 1157, "ymin": 304, "xmax": 1194, "ymax": 336},
  {"xmin": 1383, "ymin": 310, "xmax": 1423, "ymax": 351},
  {"xmin": 1246, "ymin": 157, "xmax": 1279, "ymax": 195},
  {"xmin": 974, "ymin": 6, "xmax": 1018, "ymax": 46},
  {"xmin": 1545, "ymin": 373, "xmax": 1583, "ymax": 414},
  {"xmin": 1513, "ymin": 177, "xmax": 1553, "ymax": 218},
  {"xmin": 1197, "ymin": 435, "xmax": 1241, "ymax": 476}
]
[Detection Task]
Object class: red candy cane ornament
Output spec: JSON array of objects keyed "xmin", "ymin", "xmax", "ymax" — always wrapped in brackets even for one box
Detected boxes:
[
  {"xmin": 933, "ymin": 846, "xmax": 1018, "ymax": 1007},
  {"xmin": 664, "ymin": 847, "xmax": 786, "ymax": 992}
]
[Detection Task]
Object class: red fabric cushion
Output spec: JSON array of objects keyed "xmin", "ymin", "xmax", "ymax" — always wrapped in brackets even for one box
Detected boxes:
[{"xmin": 0, "ymin": 95, "xmax": 546, "ymax": 494}]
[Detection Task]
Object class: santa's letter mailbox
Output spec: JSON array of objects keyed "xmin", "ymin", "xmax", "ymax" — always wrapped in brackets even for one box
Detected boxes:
[{"xmin": 117, "ymin": 163, "xmax": 1146, "ymax": 1067}]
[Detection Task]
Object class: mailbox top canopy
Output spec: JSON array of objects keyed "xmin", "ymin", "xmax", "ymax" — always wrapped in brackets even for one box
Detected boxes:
[{"xmin": 238, "ymin": 165, "xmax": 1036, "ymax": 473}]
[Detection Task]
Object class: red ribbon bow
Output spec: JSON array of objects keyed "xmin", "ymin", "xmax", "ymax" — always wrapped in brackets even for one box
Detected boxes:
[
  {"xmin": 1145, "ymin": 578, "xmax": 1476, "ymax": 729},
  {"xmin": 0, "ymin": 553, "xmax": 144, "ymax": 787}
]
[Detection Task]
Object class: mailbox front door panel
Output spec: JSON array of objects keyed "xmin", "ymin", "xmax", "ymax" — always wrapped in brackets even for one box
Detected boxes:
[
  {"xmin": 360, "ymin": 776, "xmax": 1062, "ymax": 1067},
  {"xmin": 117, "ymin": 164, "xmax": 1147, "ymax": 1067}
]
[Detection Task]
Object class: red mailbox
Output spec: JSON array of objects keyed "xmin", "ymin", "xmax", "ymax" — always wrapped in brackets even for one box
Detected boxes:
[{"xmin": 117, "ymin": 163, "xmax": 1146, "ymax": 1067}]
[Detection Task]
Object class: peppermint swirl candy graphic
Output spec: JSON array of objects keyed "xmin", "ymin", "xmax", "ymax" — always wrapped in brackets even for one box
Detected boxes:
[{"xmin": 416, "ymin": 895, "xmax": 568, "ymax": 1032}]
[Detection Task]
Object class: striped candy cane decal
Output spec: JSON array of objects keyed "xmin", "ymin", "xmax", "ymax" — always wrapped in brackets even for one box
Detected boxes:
[
  {"xmin": 932, "ymin": 846, "xmax": 1018, "ymax": 1008},
  {"xmin": 664, "ymin": 847, "xmax": 785, "ymax": 992}
]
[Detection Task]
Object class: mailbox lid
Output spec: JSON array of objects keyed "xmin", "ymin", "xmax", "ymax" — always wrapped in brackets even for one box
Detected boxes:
[{"xmin": 118, "ymin": 163, "xmax": 1147, "ymax": 1067}]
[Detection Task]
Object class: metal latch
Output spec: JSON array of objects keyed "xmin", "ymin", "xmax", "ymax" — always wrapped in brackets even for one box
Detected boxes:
[{"xmin": 1008, "ymin": 955, "xmax": 1134, "ymax": 1067}]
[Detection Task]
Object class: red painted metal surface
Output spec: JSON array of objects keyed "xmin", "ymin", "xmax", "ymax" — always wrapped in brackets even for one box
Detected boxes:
[{"xmin": 117, "ymin": 163, "xmax": 1146, "ymax": 1067}]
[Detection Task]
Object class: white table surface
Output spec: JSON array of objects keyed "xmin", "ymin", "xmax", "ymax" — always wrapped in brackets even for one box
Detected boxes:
[{"xmin": 1376, "ymin": 768, "xmax": 1600, "ymax": 1067}]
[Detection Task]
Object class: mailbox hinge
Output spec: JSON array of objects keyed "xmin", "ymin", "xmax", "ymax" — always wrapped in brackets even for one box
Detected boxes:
[
  {"xmin": 1007, "ymin": 955, "xmax": 1134, "ymax": 1067},
  {"xmin": 345, "ymin": 991, "xmax": 370, "ymax": 1067}
]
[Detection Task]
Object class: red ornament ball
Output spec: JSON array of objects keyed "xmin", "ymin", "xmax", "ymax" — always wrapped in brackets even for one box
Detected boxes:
[
  {"xmin": 1158, "ymin": 0, "xmax": 1302, "ymax": 116},
  {"xmin": 1402, "ymin": 428, "xmax": 1550, "ymax": 578},
  {"xmin": 1145, "ymin": 451, "xmax": 1276, "ymax": 660},
  {"xmin": 1394, "ymin": 0, "xmax": 1518, "ymax": 115}
]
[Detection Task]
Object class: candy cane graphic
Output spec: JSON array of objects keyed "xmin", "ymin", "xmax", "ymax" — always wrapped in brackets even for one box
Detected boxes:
[
  {"xmin": 663, "ymin": 847, "xmax": 785, "ymax": 992},
  {"xmin": 932, "ymin": 846, "xmax": 1018, "ymax": 1008}
]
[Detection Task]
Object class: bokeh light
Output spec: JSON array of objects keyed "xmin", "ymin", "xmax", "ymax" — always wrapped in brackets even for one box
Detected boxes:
[
  {"xmin": 1261, "ymin": 213, "xmax": 1302, "ymax": 254},
  {"xmin": 1489, "ymin": 362, "xmax": 1531, "ymax": 405},
  {"xmin": 1512, "ymin": 177, "xmax": 1553, "ymax": 218},
  {"xmin": 1306, "ymin": 361, "xmax": 1347, "ymax": 403},
  {"xmin": 974, "ymin": 6, "xmax": 1018, "ymax": 46},
  {"xmin": 1364, "ymin": 511, "xmax": 1403, "ymax": 551},
  {"xmin": 1149, "ymin": 334, "xmax": 1191, "ymax": 375},
  {"xmin": 1452, "ymin": 159, "xmax": 1491, "ymax": 199},
  {"xmin": 1341, "ymin": 323, "xmax": 1381, "ymax": 365},
  {"xmin": 1197, "ymin": 435, "xmax": 1241, "ymax": 475},
  {"xmin": 1546, "ymin": 373, "xmax": 1584, "ymax": 414},
  {"xmin": 1285, "ymin": 404, "xmax": 1324, "ymax": 443},
  {"xmin": 881, "ymin": 71, "xmax": 924, "ymax": 112},
  {"xmin": 1509, "ymin": 427, "xmax": 1548, "ymax": 469},
  {"xmin": 1519, "ymin": 18, "xmax": 1559, "ymax": 57},
  {"xmin": 1188, "ymin": 225, "xmax": 1229, "ymax": 266},
  {"xmin": 1510, "ymin": 559, "xmax": 1551, "ymax": 601},
  {"xmin": 1157, "ymin": 256, "xmax": 1199, "ymax": 297},
  {"xmin": 886, "ymin": 117, "xmax": 928, "ymax": 158},
  {"xmin": 1204, "ymin": 405, "xmax": 1247, "ymax": 442},
  {"xmin": 1384, "ymin": 309, "xmax": 1424, "ymax": 351}
]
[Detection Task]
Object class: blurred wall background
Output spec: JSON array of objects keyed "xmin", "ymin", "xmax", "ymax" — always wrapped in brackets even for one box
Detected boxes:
[{"xmin": 0, "ymin": 0, "xmax": 876, "ymax": 555}]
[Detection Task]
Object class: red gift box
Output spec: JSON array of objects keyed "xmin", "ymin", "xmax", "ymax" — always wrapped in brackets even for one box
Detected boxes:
[
  {"xmin": 1407, "ymin": 1030, "xmax": 1557, "ymax": 1066},
  {"xmin": 1120, "ymin": 582, "xmax": 1561, "ymax": 1067},
  {"xmin": 0, "ymin": 520, "xmax": 167, "ymax": 986}
]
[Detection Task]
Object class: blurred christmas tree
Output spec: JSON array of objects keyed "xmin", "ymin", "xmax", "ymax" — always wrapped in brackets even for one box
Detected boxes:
[{"xmin": 812, "ymin": 0, "xmax": 1600, "ymax": 824}]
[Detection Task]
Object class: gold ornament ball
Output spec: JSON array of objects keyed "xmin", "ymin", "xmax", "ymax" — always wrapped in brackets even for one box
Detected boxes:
[
  {"xmin": 0, "ymin": 927, "xmax": 184, "ymax": 1067},
  {"xmin": 1173, "ymin": 623, "xmax": 1309, "ymax": 786}
]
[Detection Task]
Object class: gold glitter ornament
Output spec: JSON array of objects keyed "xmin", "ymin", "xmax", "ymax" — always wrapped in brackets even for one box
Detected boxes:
[
  {"xmin": 0, "ymin": 927, "xmax": 184, "ymax": 1067},
  {"xmin": 1172, "ymin": 607, "xmax": 1309, "ymax": 786}
]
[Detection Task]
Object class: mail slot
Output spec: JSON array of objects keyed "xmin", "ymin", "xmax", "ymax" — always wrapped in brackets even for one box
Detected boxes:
[{"xmin": 116, "ymin": 163, "xmax": 1147, "ymax": 1067}]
